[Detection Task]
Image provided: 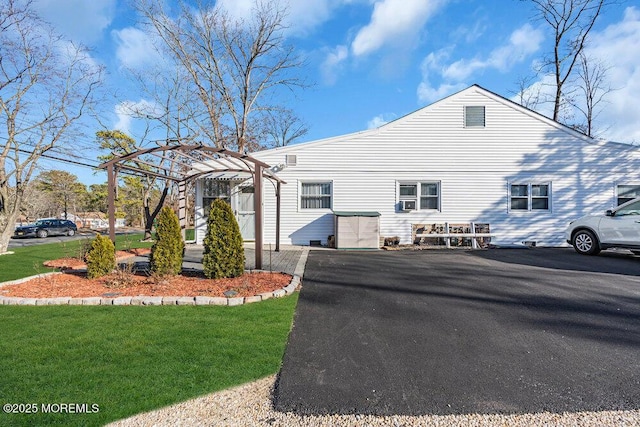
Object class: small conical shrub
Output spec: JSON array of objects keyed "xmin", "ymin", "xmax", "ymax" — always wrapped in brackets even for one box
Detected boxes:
[
  {"xmin": 203, "ymin": 199, "xmax": 245, "ymax": 279},
  {"xmin": 86, "ymin": 234, "xmax": 116, "ymax": 279},
  {"xmin": 150, "ymin": 206, "xmax": 184, "ymax": 276}
]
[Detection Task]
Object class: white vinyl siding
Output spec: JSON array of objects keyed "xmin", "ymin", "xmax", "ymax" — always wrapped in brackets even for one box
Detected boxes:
[
  {"xmin": 195, "ymin": 86, "xmax": 640, "ymax": 247},
  {"xmin": 510, "ymin": 183, "xmax": 550, "ymax": 211},
  {"xmin": 300, "ymin": 182, "xmax": 332, "ymax": 209}
]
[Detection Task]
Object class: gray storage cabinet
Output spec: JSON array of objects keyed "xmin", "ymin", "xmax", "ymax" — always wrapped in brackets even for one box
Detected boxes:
[{"xmin": 333, "ymin": 211, "xmax": 381, "ymax": 249}]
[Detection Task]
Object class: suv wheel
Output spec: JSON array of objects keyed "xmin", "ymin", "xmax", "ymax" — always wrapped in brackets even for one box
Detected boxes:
[
  {"xmin": 36, "ymin": 229, "xmax": 48, "ymax": 238},
  {"xmin": 67, "ymin": 229, "xmax": 76, "ymax": 236},
  {"xmin": 572, "ymin": 230, "xmax": 601, "ymax": 255}
]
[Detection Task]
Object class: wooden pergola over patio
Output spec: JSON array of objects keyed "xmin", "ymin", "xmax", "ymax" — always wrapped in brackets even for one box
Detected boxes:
[{"xmin": 98, "ymin": 143, "xmax": 285, "ymax": 270}]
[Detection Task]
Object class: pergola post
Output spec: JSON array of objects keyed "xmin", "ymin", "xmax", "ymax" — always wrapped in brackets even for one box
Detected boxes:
[
  {"xmin": 178, "ymin": 181, "xmax": 187, "ymax": 241},
  {"xmin": 98, "ymin": 144, "xmax": 285, "ymax": 271},
  {"xmin": 107, "ymin": 164, "xmax": 117, "ymax": 243},
  {"xmin": 254, "ymin": 164, "xmax": 263, "ymax": 269},
  {"xmin": 276, "ymin": 181, "xmax": 281, "ymax": 252}
]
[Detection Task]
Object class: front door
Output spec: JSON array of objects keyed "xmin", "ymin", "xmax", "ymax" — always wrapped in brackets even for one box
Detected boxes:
[{"xmin": 236, "ymin": 186, "xmax": 255, "ymax": 240}]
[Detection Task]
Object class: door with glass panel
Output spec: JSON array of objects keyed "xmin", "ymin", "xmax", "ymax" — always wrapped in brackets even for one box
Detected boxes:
[{"xmin": 236, "ymin": 185, "xmax": 255, "ymax": 240}]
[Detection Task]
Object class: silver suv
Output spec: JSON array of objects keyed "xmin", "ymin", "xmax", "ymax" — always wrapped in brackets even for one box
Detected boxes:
[{"xmin": 566, "ymin": 197, "xmax": 640, "ymax": 255}]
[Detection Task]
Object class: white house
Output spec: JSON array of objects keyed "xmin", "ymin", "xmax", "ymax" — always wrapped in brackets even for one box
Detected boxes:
[{"xmin": 194, "ymin": 85, "xmax": 640, "ymax": 248}]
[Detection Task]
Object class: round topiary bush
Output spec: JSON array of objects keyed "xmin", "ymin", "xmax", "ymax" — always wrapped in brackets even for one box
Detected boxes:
[
  {"xmin": 203, "ymin": 198, "xmax": 245, "ymax": 279},
  {"xmin": 150, "ymin": 206, "xmax": 184, "ymax": 276},
  {"xmin": 86, "ymin": 234, "xmax": 116, "ymax": 279}
]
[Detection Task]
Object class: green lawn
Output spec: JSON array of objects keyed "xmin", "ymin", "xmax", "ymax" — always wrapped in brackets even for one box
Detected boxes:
[
  {"xmin": 0, "ymin": 296, "xmax": 298, "ymax": 426},
  {"xmin": 0, "ymin": 234, "xmax": 153, "ymax": 282}
]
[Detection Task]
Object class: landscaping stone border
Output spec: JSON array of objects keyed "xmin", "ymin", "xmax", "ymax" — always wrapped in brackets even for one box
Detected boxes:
[{"xmin": 0, "ymin": 272, "xmax": 301, "ymax": 307}]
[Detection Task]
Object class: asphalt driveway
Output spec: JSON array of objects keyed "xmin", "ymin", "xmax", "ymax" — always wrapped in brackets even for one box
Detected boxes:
[{"xmin": 273, "ymin": 248, "xmax": 640, "ymax": 416}]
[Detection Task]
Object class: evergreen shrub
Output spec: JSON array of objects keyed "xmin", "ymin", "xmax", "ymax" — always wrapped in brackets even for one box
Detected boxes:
[
  {"xmin": 150, "ymin": 206, "xmax": 184, "ymax": 276},
  {"xmin": 86, "ymin": 234, "xmax": 116, "ymax": 279},
  {"xmin": 203, "ymin": 199, "xmax": 245, "ymax": 279}
]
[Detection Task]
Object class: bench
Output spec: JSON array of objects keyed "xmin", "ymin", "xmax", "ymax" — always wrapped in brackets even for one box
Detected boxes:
[{"xmin": 413, "ymin": 223, "xmax": 495, "ymax": 249}]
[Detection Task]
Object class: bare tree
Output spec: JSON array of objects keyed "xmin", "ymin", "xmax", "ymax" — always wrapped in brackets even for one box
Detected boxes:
[
  {"xmin": 96, "ymin": 130, "xmax": 174, "ymax": 241},
  {"xmin": 0, "ymin": 0, "xmax": 103, "ymax": 253},
  {"xmin": 512, "ymin": 74, "xmax": 544, "ymax": 110},
  {"xmin": 526, "ymin": 0, "xmax": 611, "ymax": 122},
  {"xmin": 263, "ymin": 108, "xmax": 309, "ymax": 148},
  {"xmin": 568, "ymin": 52, "xmax": 612, "ymax": 137},
  {"xmin": 135, "ymin": 0, "xmax": 307, "ymax": 153}
]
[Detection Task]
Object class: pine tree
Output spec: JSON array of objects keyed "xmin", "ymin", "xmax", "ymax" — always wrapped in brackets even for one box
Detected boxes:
[
  {"xmin": 149, "ymin": 206, "xmax": 184, "ymax": 276},
  {"xmin": 86, "ymin": 234, "xmax": 116, "ymax": 279},
  {"xmin": 202, "ymin": 199, "xmax": 245, "ymax": 279}
]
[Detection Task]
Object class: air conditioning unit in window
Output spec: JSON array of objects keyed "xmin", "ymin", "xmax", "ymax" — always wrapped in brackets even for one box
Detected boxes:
[{"xmin": 400, "ymin": 200, "xmax": 417, "ymax": 211}]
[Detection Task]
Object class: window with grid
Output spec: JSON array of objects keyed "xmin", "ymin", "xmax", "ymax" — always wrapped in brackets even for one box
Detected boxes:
[
  {"xmin": 300, "ymin": 182, "xmax": 332, "ymax": 209},
  {"xmin": 510, "ymin": 183, "xmax": 550, "ymax": 211},
  {"xmin": 617, "ymin": 184, "xmax": 640, "ymax": 205},
  {"xmin": 398, "ymin": 182, "xmax": 440, "ymax": 211},
  {"xmin": 203, "ymin": 179, "xmax": 231, "ymax": 216}
]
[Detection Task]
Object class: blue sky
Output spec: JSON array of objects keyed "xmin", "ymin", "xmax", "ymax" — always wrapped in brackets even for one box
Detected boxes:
[{"xmin": 30, "ymin": 0, "xmax": 640, "ymax": 185}]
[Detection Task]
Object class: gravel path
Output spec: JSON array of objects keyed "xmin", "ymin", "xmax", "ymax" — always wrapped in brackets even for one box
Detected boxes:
[{"xmin": 107, "ymin": 375, "xmax": 640, "ymax": 427}]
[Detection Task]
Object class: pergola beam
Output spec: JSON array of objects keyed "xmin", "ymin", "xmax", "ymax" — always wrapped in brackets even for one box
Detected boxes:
[{"xmin": 98, "ymin": 142, "xmax": 285, "ymax": 270}]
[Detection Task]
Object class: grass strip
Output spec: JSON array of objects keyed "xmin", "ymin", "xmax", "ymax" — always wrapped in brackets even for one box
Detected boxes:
[
  {"xmin": 1, "ymin": 234, "xmax": 153, "ymax": 282},
  {"xmin": 0, "ymin": 295, "xmax": 298, "ymax": 426}
]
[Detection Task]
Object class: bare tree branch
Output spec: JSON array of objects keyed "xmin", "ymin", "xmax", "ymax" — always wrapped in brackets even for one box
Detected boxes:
[
  {"xmin": 134, "ymin": 0, "xmax": 308, "ymax": 153},
  {"xmin": 0, "ymin": 0, "xmax": 103, "ymax": 253},
  {"xmin": 525, "ymin": 0, "xmax": 613, "ymax": 122}
]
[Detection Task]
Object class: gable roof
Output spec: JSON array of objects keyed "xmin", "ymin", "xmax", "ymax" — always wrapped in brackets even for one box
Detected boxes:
[{"xmin": 254, "ymin": 84, "xmax": 639, "ymax": 158}]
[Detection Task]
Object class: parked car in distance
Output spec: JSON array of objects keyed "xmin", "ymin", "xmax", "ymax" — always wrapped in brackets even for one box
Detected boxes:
[
  {"xmin": 566, "ymin": 197, "xmax": 640, "ymax": 255},
  {"xmin": 14, "ymin": 219, "xmax": 78, "ymax": 238}
]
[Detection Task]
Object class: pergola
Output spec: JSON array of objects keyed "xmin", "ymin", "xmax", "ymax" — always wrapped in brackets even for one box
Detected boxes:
[{"xmin": 97, "ymin": 143, "xmax": 285, "ymax": 270}]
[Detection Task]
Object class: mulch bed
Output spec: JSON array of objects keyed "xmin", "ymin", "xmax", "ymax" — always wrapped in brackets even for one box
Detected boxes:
[{"xmin": 1, "ymin": 249, "xmax": 292, "ymax": 299}]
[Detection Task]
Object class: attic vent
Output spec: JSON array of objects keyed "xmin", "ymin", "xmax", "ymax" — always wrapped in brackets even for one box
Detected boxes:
[
  {"xmin": 285, "ymin": 154, "xmax": 297, "ymax": 166},
  {"xmin": 465, "ymin": 105, "xmax": 485, "ymax": 128}
]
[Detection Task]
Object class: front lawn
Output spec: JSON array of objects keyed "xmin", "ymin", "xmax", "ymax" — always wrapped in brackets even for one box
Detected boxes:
[
  {"xmin": 0, "ymin": 234, "xmax": 153, "ymax": 282},
  {"xmin": 0, "ymin": 296, "xmax": 298, "ymax": 426}
]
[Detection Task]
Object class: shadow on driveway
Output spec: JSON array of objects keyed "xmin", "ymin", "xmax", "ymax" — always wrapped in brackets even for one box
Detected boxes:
[{"xmin": 273, "ymin": 249, "xmax": 640, "ymax": 416}]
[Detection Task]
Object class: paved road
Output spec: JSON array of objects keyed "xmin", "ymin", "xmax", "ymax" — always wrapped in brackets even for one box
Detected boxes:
[
  {"xmin": 7, "ymin": 229, "xmax": 143, "ymax": 249},
  {"xmin": 8, "ymin": 232, "xmax": 96, "ymax": 248},
  {"xmin": 273, "ymin": 248, "xmax": 640, "ymax": 416}
]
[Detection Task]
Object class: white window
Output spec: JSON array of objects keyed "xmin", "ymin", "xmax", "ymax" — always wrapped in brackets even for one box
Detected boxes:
[
  {"xmin": 300, "ymin": 182, "xmax": 332, "ymax": 209},
  {"xmin": 617, "ymin": 184, "xmax": 640, "ymax": 205},
  {"xmin": 465, "ymin": 106, "xmax": 485, "ymax": 128},
  {"xmin": 510, "ymin": 183, "xmax": 550, "ymax": 211},
  {"xmin": 202, "ymin": 179, "xmax": 231, "ymax": 216},
  {"xmin": 398, "ymin": 181, "xmax": 440, "ymax": 211}
]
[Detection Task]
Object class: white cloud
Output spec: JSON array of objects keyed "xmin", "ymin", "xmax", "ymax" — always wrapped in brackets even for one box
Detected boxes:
[
  {"xmin": 417, "ymin": 48, "xmax": 467, "ymax": 103},
  {"xmin": 351, "ymin": 0, "xmax": 447, "ymax": 57},
  {"xmin": 367, "ymin": 113, "xmax": 397, "ymax": 129},
  {"xmin": 417, "ymin": 80, "xmax": 466, "ymax": 104},
  {"xmin": 443, "ymin": 24, "xmax": 543, "ymax": 81},
  {"xmin": 114, "ymin": 104, "xmax": 133, "ymax": 135},
  {"xmin": 113, "ymin": 28, "xmax": 162, "ymax": 70},
  {"xmin": 320, "ymin": 45, "xmax": 349, "ymax": 85},
  {"xmin": 216, "ymin": 0, "xmax": 347, "ymax": 36},
  {"xmin": 114, "ymin": 100, "xmax": 161, "ymax": 135},
  {"xmin": 33, "ymin": 0, "xmax": 116, "ymax": 44},
  {"xmin": 416, "ymin": 23, "xmax": 543, "ymax": 104},
  {"xmin": 585, "ymin": 6, "xmax": 640, "ymax": 143}
]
